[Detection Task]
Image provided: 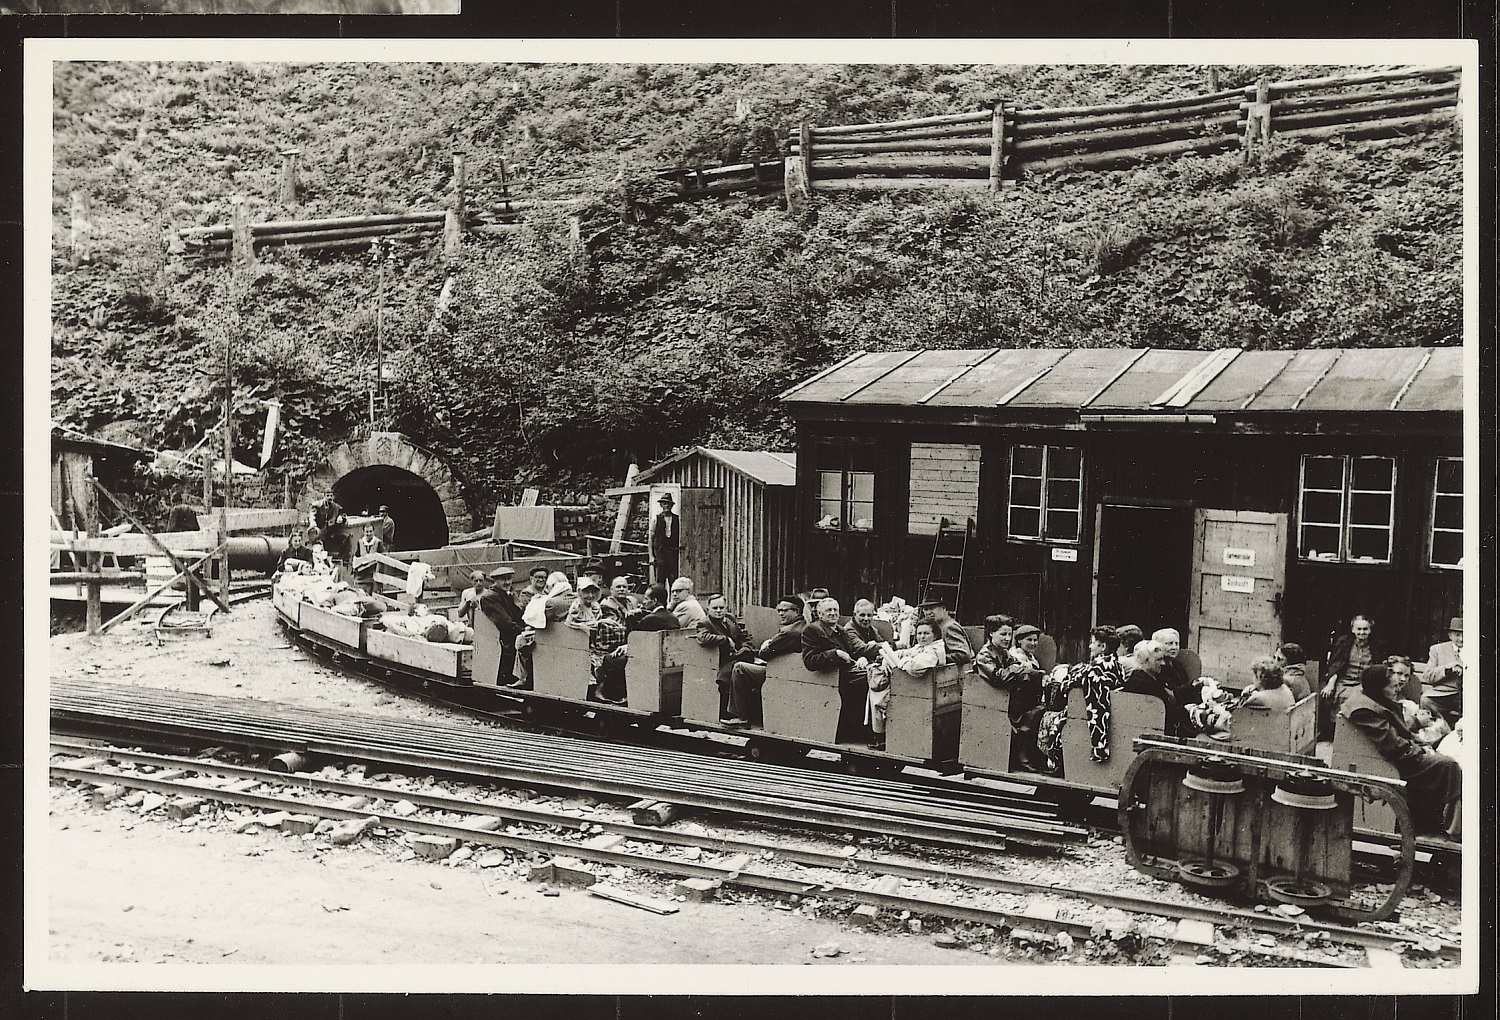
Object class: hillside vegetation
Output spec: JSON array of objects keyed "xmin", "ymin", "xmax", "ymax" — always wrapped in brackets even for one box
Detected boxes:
[{"xmin": 51, "ymin": 62, "xmax": 1462, "ymax": 522}]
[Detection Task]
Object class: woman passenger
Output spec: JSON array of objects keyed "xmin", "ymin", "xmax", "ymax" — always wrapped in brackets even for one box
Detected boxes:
[
  {"xmin": 1272, "ymin": 642, "xmax": 1311, "ymax": 700},
  {"xmin": 1238, "ymin": 656, "xmax": 1295, "ymax": 712}
]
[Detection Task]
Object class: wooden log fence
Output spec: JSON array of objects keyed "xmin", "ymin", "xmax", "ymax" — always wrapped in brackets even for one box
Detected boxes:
[
  {"xmin": 786, "ymin": 64, "xmax": 1458, "ymax": 195},
  {"xmin": 156, "ymin": 65, "xmax": 1456, "ymax": 263}
]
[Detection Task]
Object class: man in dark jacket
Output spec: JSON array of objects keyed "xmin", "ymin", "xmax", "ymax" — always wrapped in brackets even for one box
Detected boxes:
[
  {"xmin": 918, "ymin": 596, "xmax": 974, "ymax": 666},
  {"xmin": 649, "ymin": 492, "xmax": 680, "ymax": 586},
  {"xmin": 478, "ymin": 566, "xmax": 526, "ymax": 688},
  {"xmin": 625, "ymin": 584, "xmax": 681, "ymax": 633},
  {"xmin": 275, "ymin": 527, "xmax": 319, "ymax": 576},
  {"xmin": 696, "ymin": 593, "xmax": 754, "ymax": 720},
  {"xmin": 725, "ymin": 596, "xmax": 806, "ymax": 727},
  {"xmin": 843, "ymin": 598, "xmax": 893, "ymax": 646},
  {"xmin": 803, "ymin": 597, "xmax": 884, "ymax": 744}
]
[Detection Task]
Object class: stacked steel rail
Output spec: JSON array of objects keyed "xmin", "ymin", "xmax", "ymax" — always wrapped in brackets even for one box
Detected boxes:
[{"xmin": 52, "ymin": 679, "xmax": 1084, "ymax": 852}]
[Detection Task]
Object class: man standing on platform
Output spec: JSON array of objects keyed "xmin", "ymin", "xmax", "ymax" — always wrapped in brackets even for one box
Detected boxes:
[
  {"xmin": 376, "ymin": 504, "xmax": 396, "ymax": 550},
  {"xmin": 650, "ymin": 492, "xmax": 680, "ymax": 586}
]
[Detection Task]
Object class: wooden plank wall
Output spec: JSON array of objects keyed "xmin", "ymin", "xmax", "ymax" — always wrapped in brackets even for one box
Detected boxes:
[
  {"xmin": 646, "ymin": 453, "xmax": 795, "ymax": 615},
  {"xmin": 907, "ymin": 442, "xmax": 981, "ymax": 536}
]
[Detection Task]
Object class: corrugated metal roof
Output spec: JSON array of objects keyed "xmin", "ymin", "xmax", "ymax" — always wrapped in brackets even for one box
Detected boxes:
[
  {"xmin": 636, "ymin": 447, "xmax": 797, "ymax": 487},
  {"xmin": 782, "ymin": 347, "xmax": 1461, "ymax": 415}
]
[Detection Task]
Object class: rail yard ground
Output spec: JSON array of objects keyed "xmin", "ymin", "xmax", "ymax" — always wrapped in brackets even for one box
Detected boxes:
[{"xmin": 43, "ymin": 599, "xmax": 1463, "ymax": 971}]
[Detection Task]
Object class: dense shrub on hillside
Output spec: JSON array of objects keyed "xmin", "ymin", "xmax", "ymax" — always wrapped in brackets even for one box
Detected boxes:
[{"xmin": 52, "ymin": 61, "xmax": 1463, "ymax": 519}]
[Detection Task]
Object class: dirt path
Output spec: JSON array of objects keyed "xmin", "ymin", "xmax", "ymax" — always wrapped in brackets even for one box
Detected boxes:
[{"xmin": 46, "ymin": 804, "xmax": 995, "ymax": 967}]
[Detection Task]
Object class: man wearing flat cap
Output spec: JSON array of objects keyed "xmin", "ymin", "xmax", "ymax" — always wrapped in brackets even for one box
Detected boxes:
[
  {"xmin": 650, "ymin": 491, "xmax": 681, "ymax": 586},
  {"xmin": 478, "ymin": 565, "xmax": 525, "ymax": 686},
  {"xmin": 1421, "ymin": 617, "xmax": 1465, "ymax": 725},
  {"xmin": 918, "ymin": 594, "xmax": 974, "ymax": 666}
]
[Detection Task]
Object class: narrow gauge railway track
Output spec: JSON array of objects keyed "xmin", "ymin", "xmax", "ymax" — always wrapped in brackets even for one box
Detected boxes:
[
  {"xmin": 275, "ymin": 613, "xmax": 1461, "ymax": 878},
  {"xmin": 51, "ymin": 679, "xmax": 1084, "ymax": 853},
  {"xmin": 48, "ymin": 739, "xmax": 1457, "ymax": 967}
]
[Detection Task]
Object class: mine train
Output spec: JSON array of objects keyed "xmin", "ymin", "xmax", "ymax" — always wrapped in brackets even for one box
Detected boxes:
[{"xmin": 270, "ymin": 567, "xmax": 1427, "ymax": 852}]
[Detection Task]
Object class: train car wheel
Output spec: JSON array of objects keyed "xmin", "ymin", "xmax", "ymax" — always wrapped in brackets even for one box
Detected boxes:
[
  {"xmin": 1176, "ymin": 859, "xmax": 1241, "ymax": 888},
  {"xmin": 1265, "ymin": 877, "xmax": 1333, "ymax": 908}
]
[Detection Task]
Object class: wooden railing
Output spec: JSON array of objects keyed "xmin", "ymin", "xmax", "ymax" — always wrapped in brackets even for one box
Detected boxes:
[{"xmin": 786, "ymin": 64, "xmax": 1459, "ymax": 194}]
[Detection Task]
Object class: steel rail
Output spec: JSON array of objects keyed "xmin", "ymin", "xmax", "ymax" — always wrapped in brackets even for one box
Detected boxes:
[
  {"xmin": 52, "ymin": 683, "xmax": 1082, "ymax": 850},
  {"xmin": 51, "ymin": 678, "xmax": 1072, "ymax": 832},
  {"xmin": 51, "ymin": 757, "xmax": 1410, "ymax": 966},
  {"xmin": 50, "ymin": 738, "xmax": 1456, "ymax": 961}
]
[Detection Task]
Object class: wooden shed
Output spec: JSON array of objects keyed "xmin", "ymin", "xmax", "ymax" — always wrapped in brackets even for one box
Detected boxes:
[
  {"xmin": 633, "ymin": 447, "xmax": 798, "ymax": 614},
  {"xmin": 781, "ymin": 346, "xmax": 1464, "ymax": 683}
]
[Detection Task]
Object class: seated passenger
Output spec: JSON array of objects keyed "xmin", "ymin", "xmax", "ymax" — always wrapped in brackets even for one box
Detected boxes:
[
  {"xmin": 696, "ymin": 594, "xmax": 754, "ymax": 720},
  {"xmin": 1005, "ymin": 624, "xmax": 1051, "ymax": 771},
  {"xmin": 972, "ymin": 615, "xmax": 1022, "ymax": 690},
  {"xmin": 565, "ymin": 576, "xmax": 604, "ymax": 630},
  {"xmin": 275, "ymin": 527, "xmax": 319, "ymax": 578},
  {"xmin": 1122, "ymin": 639, "xmax": 1192, "ymax": 737},
  {"xmin": 804, "ymin": 597, "xmax": 885, "ymax": 744},
  {"xmin": 1386, "ymin": 655, "xmax": 1451, "ymax": 747},
  {"xmin": 865, "ymin": 620, "xmax": 946, "ymax": 751},
  {"xmin": 356, "ymin": 522, "xmax": 385, "ymax": 558},
  {"xmin": 1420, "ymin": 617, "xmax": 1464, "ymax": 725},
  {"xmin": 669, "ymin": 576, "xmax": 709, "ymax": 629},
  {"xmin": 844, "ymin": 599, "xmax": 892, "ymax": 646},
  {"xmin": 601, "ymin": 575, "xmax": 638, "ymax": 619},
  {"xmin": 625, "ymin": 583, "xmax": 681, "ymax": 632},
  {"xmin": 918, "ymin": 595, "xmax": 973, "ymax": 666},
  {"xmin": 455, "ymin": 570, "xmax": 490, "ymax": 626},
  {"xmin": 1238, "ymin": 656, "xmax": 1295, "ymax": 712},
  {"xmin": 1339, "ymin": 664, "xmax": 1462, "ymax": 840},
  {"xmin": 1153, "ymin": 628, "xmax": 1194, "ymax": 706},
  {"xmin": 1115, "ymin": 624, "xmax": 1144, "ymax": 674},
  {"xmin": 1053, "ymin": 625, "xmax": 1126, "ymax": 764},
  {"xmin": 724, "ymin": 596, "xmax": 805, "ymax": 728},
  {"xmin": 478, "ymin": 566, "xmax": 526, "ymax": 687},
  {"xmin": 1272, "ymin": 642, "xmax": 1312, "ymax": 700}
]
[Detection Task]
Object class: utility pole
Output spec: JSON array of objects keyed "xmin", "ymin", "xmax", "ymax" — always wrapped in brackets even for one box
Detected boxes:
[
  {"xmin": 221, "ymin": 197, "xmax": 244, "ymax": 605},
  {"xmin": 370, "ymin": 238, "xmax": 389, "ymax": 430}
]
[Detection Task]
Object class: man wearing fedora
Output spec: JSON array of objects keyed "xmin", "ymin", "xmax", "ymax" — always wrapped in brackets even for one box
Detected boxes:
[
  {"xmin": 1421, "ymin": 616, "xmax": 1465, "ymax": 725},
  {"xmin": 650, "ymin": 491, "xmax": 680, "ymax": 586}
]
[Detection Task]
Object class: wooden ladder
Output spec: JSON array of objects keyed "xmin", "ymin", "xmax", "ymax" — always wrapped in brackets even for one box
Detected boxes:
[{"xmin": 922, "ymin": 516, "xmax": 972, "ymax": 616}]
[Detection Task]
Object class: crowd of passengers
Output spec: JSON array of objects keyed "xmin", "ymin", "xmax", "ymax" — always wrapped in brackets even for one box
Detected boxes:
[{"xmin": 458, "ymin": 565, "xmax": 1464, "ymax": 841}]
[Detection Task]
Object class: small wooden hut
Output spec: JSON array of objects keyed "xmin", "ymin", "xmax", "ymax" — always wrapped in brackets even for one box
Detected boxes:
[{"xmin": 632, "ymin": 447, "xmax": 798, "ymax": 613}]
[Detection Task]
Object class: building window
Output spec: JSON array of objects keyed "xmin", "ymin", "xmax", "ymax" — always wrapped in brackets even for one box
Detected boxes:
[
  {"xmin": 1430, "ymin": 457, "xmax": 1463, "ymax": 570},
  {"xmin": 813, "ymin": 440, "xmax": 875, "ymax": 533},
  {"xmin": 1297, "ymin": 455, "xmax": 1396, "ymax": 564},
  {"xmin": 1007, "ymin": 445, "xmax": 1083, "ymax": 544}
]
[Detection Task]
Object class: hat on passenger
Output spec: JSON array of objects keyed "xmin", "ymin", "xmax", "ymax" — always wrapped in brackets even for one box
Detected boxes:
[
  {"xmin": 489, "ymin": 566, "xmax": 515, "ymax": 580},
  {"xmin": 578, "ymin": 576, "xmax": 601, "ymax": 592},
  {"xmin": 917, "ymin": 595, "xmax": 947, "ymax": 610},
  {"xmin": 1013, "ymin": 624, "xmax": 1041, "ymax": 641},
  {"xmin": 658, "ymin": 492, "xmax": 675, "ymax": 506},
  {"xmin": 1449, "ymin": 617, "xmax": 1463, "ymax": 632},
  {"xmin": 777, "ymin": 595, "xmax": 804, "ymax": 613}
]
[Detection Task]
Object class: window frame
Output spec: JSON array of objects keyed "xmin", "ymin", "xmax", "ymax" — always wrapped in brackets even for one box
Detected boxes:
[
  {"xmin": 810, "ymin": 439, "xmax": 877, "ymax": 535},
  {"xmin": 1428, "ymin": 456, "xmax": 1463, "ymax": 571},
  {"xmin": 1296, "ymin": 453, "xmax": 1397, "ymax": 565},
  {"xmin": 1005, "ymin": 443, "xmax": 1084, "ymax": 546}
]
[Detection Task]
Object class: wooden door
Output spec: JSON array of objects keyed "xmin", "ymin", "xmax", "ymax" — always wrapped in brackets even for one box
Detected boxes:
[
  {"xmin": 1189, "ymin": 509, "xmax": 1287, "ymax": 685},
  {"xmin": 677, "ymin": 486, "xmax": 724, "ymax": 595}
]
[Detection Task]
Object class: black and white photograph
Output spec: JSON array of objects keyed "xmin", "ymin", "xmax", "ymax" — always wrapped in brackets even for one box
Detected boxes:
[{"xmin": 27, "ymin": 39, "xmax": 1478, "ymax": 994}]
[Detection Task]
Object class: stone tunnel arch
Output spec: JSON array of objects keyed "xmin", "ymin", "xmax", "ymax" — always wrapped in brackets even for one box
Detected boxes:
[{"xmin": 303, "ymin": 432, "xmax": 469, "ymax": 551}]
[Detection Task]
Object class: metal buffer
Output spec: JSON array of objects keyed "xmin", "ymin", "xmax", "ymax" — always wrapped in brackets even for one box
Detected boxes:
[{"xmin": 922, "ymin": 516, "xmax": 972, "ymax": 614}]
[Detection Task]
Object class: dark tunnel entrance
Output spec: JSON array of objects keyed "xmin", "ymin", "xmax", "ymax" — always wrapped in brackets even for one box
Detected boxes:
[{"xmin": 332, "ymin": 465, "xmax": 449, "ymax": 551}]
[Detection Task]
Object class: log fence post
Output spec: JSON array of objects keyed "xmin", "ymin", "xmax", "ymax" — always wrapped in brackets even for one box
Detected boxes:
[
  {"xmin": 279, "ymin": 148, "xmax": 300, "ymax": 208},
  {"xmin": 83, "ymin": 461, "xmax": 101, "ymax": 636},
  {"xmin": 799, "ymin": 123, "xmax": 813, "ymax": 192},
  {"xmin": 989, "ymin": 101, "xmax": 1005, "ymax": 192},
  {"xmin": 1244, "ymin": 76, "xmax": 1272, "ymax": 162},
  {"xmin": 69, "ymin": 191, "xmax": 91, "ymax": 267},
  {"xmin": 230, "ymin": 195, "xmax": 255, "ymax": 269}
]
